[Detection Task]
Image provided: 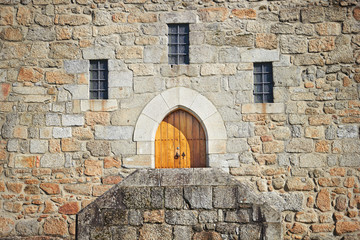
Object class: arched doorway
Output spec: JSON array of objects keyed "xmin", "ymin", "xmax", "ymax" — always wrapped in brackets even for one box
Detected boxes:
[{"xmin": 155, "ymin": 109, "xmax": 206, "ymax": 168}]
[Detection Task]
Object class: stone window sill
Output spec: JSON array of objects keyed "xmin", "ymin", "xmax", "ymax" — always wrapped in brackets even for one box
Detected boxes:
[
  {"xmin": 242, "ymin": 103, "xmax": 285, "ymax": 114},
  {"xmin": 80, "ymin": 99, "xmax": 118, "ymax": 112}
]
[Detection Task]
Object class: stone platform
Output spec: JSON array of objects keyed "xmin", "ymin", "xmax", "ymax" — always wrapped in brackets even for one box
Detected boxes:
[{"xmin": 77, "ymin": 168, "xmax": 281, "ymax": 239}]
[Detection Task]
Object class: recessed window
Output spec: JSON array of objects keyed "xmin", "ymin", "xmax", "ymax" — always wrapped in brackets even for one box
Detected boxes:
[
  {"xmin": 168, "ymin": 24, "xmax": 189, "ymax": 65},
  {"xmin": 90, "ymin": 60, "xmax": 108, "ymax": 99},
  {"xmin": 253, "ymin": 62, "xmax": 274, "ymax": 103}
]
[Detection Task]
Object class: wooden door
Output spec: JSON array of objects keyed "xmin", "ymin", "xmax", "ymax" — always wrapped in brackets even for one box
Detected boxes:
[{"xmin": 155, "ymin": 109, "xmax": 206, "ymax": 168}]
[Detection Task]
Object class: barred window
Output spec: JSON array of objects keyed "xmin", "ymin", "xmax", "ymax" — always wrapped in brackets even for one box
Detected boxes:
[
  {"xmin": 90, "ymin": 60, "xmax": 108, "ymax": 99},
  {"xmin": 253, "ymin": 62, "xmax": 274, "ymax": 103},
  {"xmin": 168, "ymin": 24, "xmax": 189, "ymax": 65}
]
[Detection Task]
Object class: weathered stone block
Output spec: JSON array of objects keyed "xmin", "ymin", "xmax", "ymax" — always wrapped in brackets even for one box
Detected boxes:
[
  {"xmin": 165, "ymin": 210, "xmax": 198, "ymax": 225},
  {"xmin": 95, "ymin": 126, "xmax": 133, "ymax": 140},
  {"xmin": 299, "ymin": 154, "xmax": 326, "ymax": 168},
  {"xmin": 286, "ymin": 139, "xmax": 313, "ymax": 153},
  {"xmin": 139, "ymin": 224, "xmax": 172, "ymax": 240},
  {"xmin": 226, "ymin": 138, "xmax": 249, "ymax": 153},
  {"xmin": 122, "ymin": 155, "xmax": 152, "ymax": 168},
  {"xmin": 286, "ymin": 177, "xmax": 314, "ymax": 191},
  {"xmin": 15, "ymin": 219, "xmax": 39, "ymax": 236},
  {"xmin": 86, "ymin": 141, "xmax": 110, "ymax": 157},
  {"xmin": 273, "ymin": 66, "xmax": 300, "ymax": 87},
  {"xmin": 225, "ymin": 209, "xmax": 250, "ymax": 223},
  {"xmin": 213, "ymin": 186, "xmax": 237, "ymax": 208},
  {"xmin": 81, "ymin": 99, "xmax": 118, "ymax": 112},
  {"xmin": 225, "ymin": 34, "xmax": 254, "ymax": 47},
  {"xmin": 27, "ymin": 27, "xmax": 56, "ymax": 41},
  {"xmin": 43, "ymin": 218, "xmax": 68, "ymax": 236},
  {"xmin": 315, "ymin": 22, "xmax": 341, "ymax": 36},
  {"xmin": 41, "ymin": 153, "xmax": 64, "ymax": 168},
  {"xmin": 82, "ymin": 47, "xmax": 115, "ymax": 60},
  {"xmin": 241, "ymin": 49, "xmax": 279, "ymax": 63},
  {"xmin": 309, "ymin": 37, "xmax": 335, "ymax": 52},
  {"xmin": 339, "ymin": 154, "xmax": 360, "ymax": 167},
  {"xmin": 198, "ymin": 7, "xmax": 228, "ymax": 22},
  {"xmin": 63, "ymin": 85, "xmax": 89, "ymax": 100},
  {"xmin": 62, "ymin": 114, "xmax": 84, "ymax": 126},
  {"xmin": 30, "ymin": 139, "xmax": 48, "ymax": 154},
  {"xmin": 173, "ymin": 226, "xmax": 192, "ymax": 240},
  {"xmin": 279, "ymin": 8, "xmax": 300, "ymax": 22},
  {"xmin": 165, "ymin": 187, "xmax": 184, "ymax": 209},
  {"xmin": 134, "ymin": 77, "xmax": 164, "ymax": 93},
  {"xmin": 143, "ymin": 45, "xmax": 167, "ymax": 63},
  {"xmin": 122, "ymin": 187, "xmax": 151, "ymax": 209},
  {"xmin": 232, "ymin": 8, "xmax": 256, "ymax": 19},
  {"xmin": 337, "ymin": 125, "xmax": 359, "ymax": 139},
  {"xmin": 301, "ymin": 7, "xmax": 325, "ymax": 23},
  {"xmin": 184, "ymin": 186, "xmax": 212, "ymax": 209},
  {"xmin": 293, "ymin": 54, "xmax": 324, "ymax": 66},
  {"xmin": 50, "ymin": 42, "xmax": 81, "ymax": 59},
  {"xmin": 52, "ymin": 127, "xmax": 71, "ymax": 138},
  {"xmin": 228, "ymin": 72, "xmax": 252, "ymax": 91},
  {"xmin": 270, "ymin": 23, "xmax": 295, "ymax": 34},
  {"xmin": 64, "ymin": 60, "xmax": 89, "ymax": 74},
  {"xmin": 280, "ymin": 36, "xmax": 307, "ymax": 54}
]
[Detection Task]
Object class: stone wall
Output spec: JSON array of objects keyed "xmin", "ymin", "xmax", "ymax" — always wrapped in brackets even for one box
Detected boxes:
[
  {"xmin": 77, "ymin": 169, "xmax": 282, "ymax": 240},
  {"xmin": 0, "ymin": 0, "xmax": 359, "ymax": 239}
]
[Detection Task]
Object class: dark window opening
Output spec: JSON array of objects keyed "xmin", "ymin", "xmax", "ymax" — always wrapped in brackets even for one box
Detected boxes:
[
  {"xmin": 90, "ymin": 60, "xmax": 108, "ymax": 99},
  {"xmin": 168, "ymin": 24, "xmax": 189, "ymax": 65},
  {"xmin": 253, "ymin": 62, "xmax": 274, "ymax": 103}
]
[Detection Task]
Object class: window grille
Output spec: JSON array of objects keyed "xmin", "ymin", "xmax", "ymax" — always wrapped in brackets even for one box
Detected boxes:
[
  {"xmin": 253, "ymin": 62, "xmax": 274, "ymax": 103},
  {"xmin": 89, "ymin": 60, "xmax": 108, "ymax": 99},
  {"xmin": 168, "ymin": 24, "xmax": 189, "ymax": 65}
]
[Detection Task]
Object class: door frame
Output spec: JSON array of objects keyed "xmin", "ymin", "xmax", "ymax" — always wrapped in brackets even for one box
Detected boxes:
[{"xmin": 134, "ymin": 87, "xmax": 227, "ymax": 168}]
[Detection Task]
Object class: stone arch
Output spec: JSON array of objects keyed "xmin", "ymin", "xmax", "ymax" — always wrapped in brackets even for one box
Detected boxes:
[{"xmin": 134, "ymin": 87, "xmax": 227, "ymax": 168}]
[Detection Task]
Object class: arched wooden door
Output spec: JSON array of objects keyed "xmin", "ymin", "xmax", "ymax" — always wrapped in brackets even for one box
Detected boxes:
[{"xmin": 155, "ymin": 109, "xmax": 206, "ymax": 168}]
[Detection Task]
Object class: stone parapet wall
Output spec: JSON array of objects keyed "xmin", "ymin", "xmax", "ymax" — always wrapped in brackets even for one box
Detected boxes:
[
  {"xmin": 0, "ymin": 0, "xmax": 359, "ymax": 239},
  {"xmin": 77, "ymin": 169, "xmax": 282, "ymax": 240}
]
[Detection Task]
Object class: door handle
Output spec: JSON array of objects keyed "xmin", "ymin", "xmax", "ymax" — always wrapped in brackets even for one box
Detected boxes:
[
  {"xmin": 174, "ymin": 152, "xmax": 179, "ymax": 159},
  {"xmin": 182, "ymin": 152, "xmax": 185, "ymax": 158}
]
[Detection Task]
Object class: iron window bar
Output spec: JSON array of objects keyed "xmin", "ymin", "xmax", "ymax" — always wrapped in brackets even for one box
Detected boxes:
[
  {"xmin": 168, "ymin": 24, "xmax": 190, "ymax": 65},
  {"xmin": 253, "ymin": 62, "xmax": 274, "ymax": 103},
  {"xmin": 89, "ymin": 60, "xmax": 108, "ymax": 100}
]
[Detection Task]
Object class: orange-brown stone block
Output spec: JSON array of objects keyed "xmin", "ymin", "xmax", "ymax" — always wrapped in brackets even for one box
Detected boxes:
[
  {"xmin": 43, "ymin": 217, "xmax": 68, "ymax": 236},
  {"xmin": 317, "ymin": 189, "xmax": 331, "ymax": 212},
  {"xmin": 40, "ymin": 183, "xmax": 60, "ymax": 195},
  {"xmin": 335, "ymin": 221, "xmax": 360, "ymax": 235},
  {"xmin": 58, "ymin": 201, "xmax": 80, "ymax": 215},
  {"xmin": 232, "ymin": 9, "xmax": 256, "ymax": 19}
]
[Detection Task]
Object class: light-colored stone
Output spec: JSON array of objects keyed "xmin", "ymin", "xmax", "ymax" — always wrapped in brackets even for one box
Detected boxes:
[
  {"xmin": 62, "ymin": 114, "xmax": 84, "ymax": 126},
  {"xmin": 241, "ymin": 49, "xmax": 279, "ymax": 62},
  {"xmin": 41, "ymin": 153, "xmax": 65, "ymax": 168},
  {"xmin": 30, "ymin": 140, "xmax": 48, "ymax": 154},
  {"xmin": 64, "ymin": 60, "xmax": 89, "ymax": 74},
  {"xmin": 95, "ymin": 126, "xmax": 133, "ymax": 140},
  {"xmin": 143, "ymin": 45, "xmax": 167, "ymax": 63},
  {"xmin": 159, "ymin": 12, "xmax": 197, "ymax": 23},
  {"xmin": 299, "ymin": 154, "xmax": 326, "ymax": 168},
  {"xmin": 53, "ymin": 127, "xmax": 72, "ymax": 138},
  {"xmin": 228, "ymin": 71, "xmax": 253, "ymax": 91},
  {"xmin": 63, "ymin": 85, "xmax": 89, "ymax": 100},
  {"xmin": 273, "ymin": 66, "xmax": 301, "ymax": 87},
  {"xmin": 242, "ymin": 103, "xmax": 285, "ymax": 114},
  {"xmin": 82, "ymin": 47, "xmax": 115, "ymax": 60},
  {"xmin": 80, "ymin": 99, "xmax": 118, "ymax": 112}
]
